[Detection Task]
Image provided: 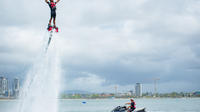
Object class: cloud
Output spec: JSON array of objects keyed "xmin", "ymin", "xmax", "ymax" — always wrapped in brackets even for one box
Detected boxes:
[
  {"xmin": 63, "ymin": 72, "xmax": 106, "ymax": 92},
  {"xmin": 0, "ymin": 0, "xmax": 200, "ymax": 93}
]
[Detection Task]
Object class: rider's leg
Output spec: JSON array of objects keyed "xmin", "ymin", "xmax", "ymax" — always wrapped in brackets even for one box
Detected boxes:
[
  {"xmin": 53, "ymin": 17, "xmax": 58, "ymax": 32},
  {"xmin": 49, "ymin": 17, "xmax": 53, "ymax": 25},
  {"xmin": 127, "ymin": 109, "xmax": 132, "ymax": 112},
  {"xmin": 53, "ymin": 17, "xmax": 56, "ymax": 27}
]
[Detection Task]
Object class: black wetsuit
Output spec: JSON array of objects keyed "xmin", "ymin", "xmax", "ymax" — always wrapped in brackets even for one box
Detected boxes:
[
  {"xmin": 48, "ymin": 2, "xmax": 56, "ymax": 18},
  {"xmin": 130, "ymin": 102, "xmax": 136, "ymax": 111}
]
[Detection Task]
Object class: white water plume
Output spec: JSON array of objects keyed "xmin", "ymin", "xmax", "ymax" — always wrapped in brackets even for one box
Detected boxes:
[{"xmin": 18, "ymin": 32, "xmax": 61, "ymax": 112}]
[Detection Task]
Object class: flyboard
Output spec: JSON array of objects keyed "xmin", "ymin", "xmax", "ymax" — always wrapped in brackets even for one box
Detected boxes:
[{"xmin": 45, "ymin": 25, "xmax": 58, "ymax": 51}]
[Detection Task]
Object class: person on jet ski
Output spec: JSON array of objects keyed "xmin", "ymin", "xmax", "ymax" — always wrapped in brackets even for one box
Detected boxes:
[{"xmin": 126, "ymin": 99, "xmax": 136, "ymax": 112}]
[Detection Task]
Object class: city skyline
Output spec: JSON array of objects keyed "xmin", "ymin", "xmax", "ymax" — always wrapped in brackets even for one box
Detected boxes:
[
  {"xmin": 0, "ymin": 76, "xmax": 20, "ymax": 98},
  {"xmin": 1, "ymin": 75, "xmax": 199, "ymax": 96}
]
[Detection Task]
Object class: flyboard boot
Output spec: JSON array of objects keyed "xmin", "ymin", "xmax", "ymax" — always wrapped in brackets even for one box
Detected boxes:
[
  {"xmin": 54, "ymin": 25, "xmax": 59, "ymax": 32},
  {"xmin": 47, "ymin": 24, "xmax": 53, "ymax": 31}
]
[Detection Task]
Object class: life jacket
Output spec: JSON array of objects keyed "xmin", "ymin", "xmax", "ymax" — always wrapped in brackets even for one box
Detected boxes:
[
  {"xmin": 50, "ymin": 2, "xmax": 56, "ymax": 8},
  {"xmin": 131, "ymin": 102, "xmax": 136, "ymax": 109}
]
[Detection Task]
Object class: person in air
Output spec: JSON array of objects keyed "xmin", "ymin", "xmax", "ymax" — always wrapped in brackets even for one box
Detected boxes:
[
  {"xmin": 45, "ymin": 0, "xmax": 60, "ymax": 32},
  {"xmin": 126, "ymin": 99, "xmax": 136, "ymax": 112}
]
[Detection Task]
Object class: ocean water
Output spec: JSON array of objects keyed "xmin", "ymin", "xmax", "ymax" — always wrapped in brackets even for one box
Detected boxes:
[{"xmin": 0, "ymin": 98, "xmax": 200, "ymax": 112}]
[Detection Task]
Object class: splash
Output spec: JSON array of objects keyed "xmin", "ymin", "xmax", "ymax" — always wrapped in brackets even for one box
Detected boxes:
[{"xmin": 18, "ymin": 32, "xmax": 61, "ymax": 112}]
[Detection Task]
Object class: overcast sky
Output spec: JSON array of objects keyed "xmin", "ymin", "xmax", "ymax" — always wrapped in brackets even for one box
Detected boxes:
[{"xmin": 0, "ymin": 0, "xmax": 200, "ymax": 93}]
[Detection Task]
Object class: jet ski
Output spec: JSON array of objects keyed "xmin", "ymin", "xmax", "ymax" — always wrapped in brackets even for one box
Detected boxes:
[{"xmin": 111, "ymin": 106, "xmax": 146, "ymax": 112}]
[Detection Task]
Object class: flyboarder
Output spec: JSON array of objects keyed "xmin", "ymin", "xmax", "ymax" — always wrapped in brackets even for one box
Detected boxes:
[{"xmin": 45, "ymin": 0, "xmax": 60, "ymax": 32}]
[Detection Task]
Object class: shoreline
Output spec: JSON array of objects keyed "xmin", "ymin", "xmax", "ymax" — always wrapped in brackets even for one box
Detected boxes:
[{"xmin": 1, "ymin": 97, "xmax": 199, "ymax": 101}]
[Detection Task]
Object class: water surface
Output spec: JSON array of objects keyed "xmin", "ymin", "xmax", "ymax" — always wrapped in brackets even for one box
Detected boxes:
[{"xmin": 0, "ymin": 98, "xmax": 200, "ymax": 112}]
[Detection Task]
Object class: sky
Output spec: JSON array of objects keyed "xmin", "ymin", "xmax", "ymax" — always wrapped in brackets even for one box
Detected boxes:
[{"xmin": 0, "ymin": 0, "xmax": 200, "ymax": 93}]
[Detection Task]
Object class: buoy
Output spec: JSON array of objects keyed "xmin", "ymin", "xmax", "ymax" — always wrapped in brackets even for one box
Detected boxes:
[{"xmin": 82, "ymin": 101, "xmax": 86, "ymax": 104}]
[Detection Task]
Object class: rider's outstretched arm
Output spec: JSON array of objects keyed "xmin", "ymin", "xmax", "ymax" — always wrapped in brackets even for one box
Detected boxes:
[{"xmin": 56, "ymin": 0, "xmax": 60, "ymax": 4}]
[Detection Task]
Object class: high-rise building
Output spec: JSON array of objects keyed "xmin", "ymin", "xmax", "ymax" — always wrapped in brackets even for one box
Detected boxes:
[
  {"xmin": 128, "ymin": 90, "xmax": 134, "ymax": 96},
  {"xmin": 135, "ymin": 83, "xmax": 142, "ymax": 97},
  {"xmin": 0, "ymin": 77, "xmax": 8, "ymax": 96},
  {"xmin": 13, "ymin": 78, "xmax": 20, "ymax": 97},
  {"xmin": 0, "ymin": 77, "xmax": 3, "ymax": 95}
]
